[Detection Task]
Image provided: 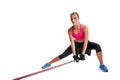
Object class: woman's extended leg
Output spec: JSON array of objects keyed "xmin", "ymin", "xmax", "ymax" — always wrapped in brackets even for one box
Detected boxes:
[
  {"xmin": 41, "ymin": 45, "xmax": 72, "ymax": 69},
  {"xmin": 48, "ymin": 56, "xmax": 60, "ymax": 64}
]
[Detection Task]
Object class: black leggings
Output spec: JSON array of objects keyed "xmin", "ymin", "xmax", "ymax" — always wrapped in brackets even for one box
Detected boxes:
[{"xmin": 58, "ymin": 41, "xmax": 102, "ymax": 59}]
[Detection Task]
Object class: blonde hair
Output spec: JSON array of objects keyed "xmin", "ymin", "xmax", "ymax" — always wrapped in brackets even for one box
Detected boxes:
[{"xmin": 70, "ymin": 12, "xmax": 79, "ymax": 21}]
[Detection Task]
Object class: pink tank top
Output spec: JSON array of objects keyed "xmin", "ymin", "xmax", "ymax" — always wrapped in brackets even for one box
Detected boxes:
[{"xmin": 72, "ymin": 24, "xmax": 84, "ymax": 40}]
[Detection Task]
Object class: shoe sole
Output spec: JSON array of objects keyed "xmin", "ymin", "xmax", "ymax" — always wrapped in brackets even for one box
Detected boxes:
[{"xmin": 99, "ymin": 68, "xmax": 108, "ymax": 72}]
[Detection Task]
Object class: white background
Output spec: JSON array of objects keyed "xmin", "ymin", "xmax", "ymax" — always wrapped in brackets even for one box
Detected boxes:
[{"xmin": 0, "ymin": 0, "xmax": 120, "ymax": 80}]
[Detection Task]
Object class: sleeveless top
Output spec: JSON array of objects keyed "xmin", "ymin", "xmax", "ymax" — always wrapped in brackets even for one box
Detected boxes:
[{"xmin": 72, "ymin": 24, "xmax": 84, "ymax": 40}]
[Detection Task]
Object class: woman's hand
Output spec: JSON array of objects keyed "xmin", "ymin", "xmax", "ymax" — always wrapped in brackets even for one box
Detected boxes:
[
  {"xmin": 73, "ymin": 55, "xmax": 79, "ymax": 62},
  {"xmin": 79, "ymin": 54, "xmax": 85, "ymax": 60}
]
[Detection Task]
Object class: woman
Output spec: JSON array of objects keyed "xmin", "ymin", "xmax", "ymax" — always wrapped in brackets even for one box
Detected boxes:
[{"xmin": 41, "ymin": 12, "xmax": 108, "ymax": 72}]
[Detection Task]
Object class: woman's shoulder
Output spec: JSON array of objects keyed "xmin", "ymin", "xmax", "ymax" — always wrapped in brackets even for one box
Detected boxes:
[
  {"xmin": 81, "ymin": 24, "xmax": 88, "ymax": 31},
  {"xmin": 81, "ymin": 24, "xmax": 88, "ymax": 28},
  {"xmin": 81, "ymin": 24, "xmax": 87, "ymax": 27}
]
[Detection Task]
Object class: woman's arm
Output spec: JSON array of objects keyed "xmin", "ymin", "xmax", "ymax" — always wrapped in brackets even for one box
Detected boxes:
[
  {"xmin": 82, "ymin": 25, "xmax": 89, "ymax": 55},
  {"xmin": 68, "ymin": 28, "xmax": 76, "ymax": 56}
]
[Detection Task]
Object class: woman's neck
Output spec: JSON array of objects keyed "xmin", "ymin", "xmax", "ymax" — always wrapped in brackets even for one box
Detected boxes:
[
  {"xmin": 73, "ymin": 22, "xmax": 81, "ymax": 34},
  {"xmin": 74, "ymin": 22, "xmax": 80, "ymax": 29}
]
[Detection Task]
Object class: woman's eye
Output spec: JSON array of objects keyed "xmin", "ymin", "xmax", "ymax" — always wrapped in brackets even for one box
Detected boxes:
[{"xmin": 74, "ymin": 17, "xmax": 76, "ymax": 19}]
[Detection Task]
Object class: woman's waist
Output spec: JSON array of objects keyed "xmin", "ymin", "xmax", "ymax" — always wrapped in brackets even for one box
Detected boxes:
[
  {"xmin": 74, "ymin": 40, "xmax": 89, "ymax": 44},
  {"xmin": 74, "ymin": 39, "xmax": 84, "ymax": 43}
]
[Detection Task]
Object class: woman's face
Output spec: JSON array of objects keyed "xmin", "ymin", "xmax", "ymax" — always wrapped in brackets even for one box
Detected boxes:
[{"xmin": 71, "ymin": 14, "xmax": 79, "ymax": 24}]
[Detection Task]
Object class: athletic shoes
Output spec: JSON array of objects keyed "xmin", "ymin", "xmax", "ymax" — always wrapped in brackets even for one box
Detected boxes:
[
  {"xmin": 42, "ymin": 63, "xmax": 51, "ymax": 69},
  {"xmin": 99, "ymin": 64, "xmax": 108, "ymax": 72}
]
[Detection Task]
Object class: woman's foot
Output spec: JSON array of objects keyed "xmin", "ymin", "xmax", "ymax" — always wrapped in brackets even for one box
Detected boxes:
[
  {"xmin": 99, "ymin": 64, "xmax": 108, "ymax": 72},
  {"xmin": 41, "ymin": 63, "xmax": 51, "ymax": 69}
]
